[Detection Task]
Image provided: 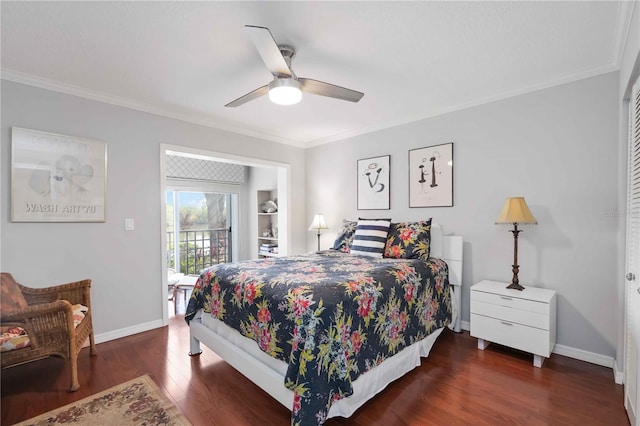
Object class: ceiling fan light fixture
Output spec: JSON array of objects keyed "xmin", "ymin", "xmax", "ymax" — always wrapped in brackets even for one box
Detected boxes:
[
  {"xmin": 225, "ymin": 26, "xmax": 363, "ymax": 108},
  {"xmin": 268, "ymin": 78, "xmax": 302, "ymax": 105}
]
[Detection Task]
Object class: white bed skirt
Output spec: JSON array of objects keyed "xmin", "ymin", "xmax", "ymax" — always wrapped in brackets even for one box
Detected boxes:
[
  {"xmin": 190, "ymin": 311, "xmax": 446, "ymax": 419},
  {"xmin": 187, "ymin": 230, "xmax": 463, "ymax": 419}
]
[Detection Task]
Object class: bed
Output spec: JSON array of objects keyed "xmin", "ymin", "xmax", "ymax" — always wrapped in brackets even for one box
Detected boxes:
[{"xmin": 185, "ymin": 221, "xmax": 463, "ymax": 425}]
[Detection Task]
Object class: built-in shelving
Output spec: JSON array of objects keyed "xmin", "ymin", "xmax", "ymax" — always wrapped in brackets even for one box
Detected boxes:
[{"xmin": 257, "ymin": 189, "xmax": 280, "ymax": 258}]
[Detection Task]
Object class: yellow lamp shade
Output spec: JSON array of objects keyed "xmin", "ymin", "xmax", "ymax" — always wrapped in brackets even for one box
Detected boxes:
[{"xmin": 495, "ymin": 197, "xmax": 537, "ymax": 225}]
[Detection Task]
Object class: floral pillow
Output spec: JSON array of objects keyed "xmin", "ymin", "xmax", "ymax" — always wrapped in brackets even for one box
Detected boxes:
[
  {"xmin": 331, "ymin": 219, "xmax": 358, "ymax": 253},
  {"xmin": 384, "ymin": 219, "xmax": 432, "ymax": 260}
]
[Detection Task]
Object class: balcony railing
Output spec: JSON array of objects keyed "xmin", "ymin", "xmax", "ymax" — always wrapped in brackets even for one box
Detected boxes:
[{"xmin": 167, "ymin": 227, "xmax": 230, "ymax": 275}]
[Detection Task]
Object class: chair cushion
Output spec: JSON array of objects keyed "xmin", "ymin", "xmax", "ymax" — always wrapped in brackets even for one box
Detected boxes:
[
  {"xmin": 72, "ymin": 304, "xmax": 88, "ymax": 327},
  {"xmin": 1, "ymin": 273, "xmax": 28, "ymax": 314},
  {"xmin": 0, "ymin": 304, "xmax": 87, "ymax": 353},
  {"xmin": 0, "ymin": 326, "xmax": 30, "ymax": 352}
]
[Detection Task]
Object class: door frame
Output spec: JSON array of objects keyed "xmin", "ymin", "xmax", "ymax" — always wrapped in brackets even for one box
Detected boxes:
[
  {"xmin": 159, "ymin": 144, "xmax": 290, "ymax": 325},
  {"xmin": 624, "ymin": 76, "xmax": 640, "ymax": 426}
]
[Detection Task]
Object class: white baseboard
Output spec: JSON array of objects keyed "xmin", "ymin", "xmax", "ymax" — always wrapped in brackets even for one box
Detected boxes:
[
  {"xmin": 552, "ymin": 344, "xmax": 614, "ymax": 369},
  {"xmin": 459, "ymin": 320, "xmax": 615, "ymax": 370},
  {"xmin": 613, "ymin": 359, "xmax": 624, "ymax": 385},
  {"xmin": 94, "ymin": 319, "xmax": 165, "ymax": 345},
  {"xmin": 95, "ymin": 319, "xmax": 619, "ymax": 378}
]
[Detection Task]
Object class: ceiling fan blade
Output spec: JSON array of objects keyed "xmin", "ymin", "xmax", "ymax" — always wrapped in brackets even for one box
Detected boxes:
[
  {"xmin": 225, "ymin": 85, "xmax": 269, "ymax": 107},
  {"xmin": 299, "ymin": 78, "xmax": 364, "ymax": 103},
  {"xmin": 245, "ymin": 25, "xmax": 292, "ymax": 78}
]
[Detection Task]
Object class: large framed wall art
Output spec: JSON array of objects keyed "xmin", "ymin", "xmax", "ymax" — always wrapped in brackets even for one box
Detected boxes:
[
  {"xmin": 408, "ymin": 142, "xmax": 453, "ymax": 207},
  {"xmin": 357, "ymin": 155, "xmax": 390, "ymax": 210},
  {"xmin": 11, "ymin": 127, "xmax": 107, "ymax": 222}
]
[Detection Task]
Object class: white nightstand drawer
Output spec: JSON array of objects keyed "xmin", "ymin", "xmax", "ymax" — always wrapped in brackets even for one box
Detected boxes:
[
  {"xmin": 471, "ymin": 290, "xmax": 550, "ymax": 315},
  {"xmin": 470, "ymin": 313, "xmax": 552, "ymax": 357},
  {"xmin": 471, "ymin": 299, "xmax": 549, "ymax": 330}
]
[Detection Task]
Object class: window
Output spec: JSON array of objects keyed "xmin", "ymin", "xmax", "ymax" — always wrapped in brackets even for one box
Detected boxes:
[{"xmin": 166, "ymin": 190, "xmax": 235, "ymax": 275}]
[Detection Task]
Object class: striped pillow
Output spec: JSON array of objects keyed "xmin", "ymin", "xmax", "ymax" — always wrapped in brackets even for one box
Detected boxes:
[{"xmin": 350, "ymin": 219, "xmax": 392, "ymax": 258}]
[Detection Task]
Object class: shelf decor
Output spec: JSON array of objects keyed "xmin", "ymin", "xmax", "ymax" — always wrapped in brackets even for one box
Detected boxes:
[
  {"xmin": 257, "ymin": 189, "xmax": 279, "ymax": 258},
  {"xmin": 357, "ymin": 155, "xmax": 390, "ymax": 210},
  {"xmin": 408, "ymin": 142, "xmax": 453, "ymax": 208},
  {"xmin": 11, "ymin": 127, "xmax": 107, "ymax": 222}
]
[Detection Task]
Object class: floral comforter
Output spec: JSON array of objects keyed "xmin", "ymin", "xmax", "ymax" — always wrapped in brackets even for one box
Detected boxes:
[{"xmin": 185, "ymin": 250, "xmax": 451, "ymax": 425}]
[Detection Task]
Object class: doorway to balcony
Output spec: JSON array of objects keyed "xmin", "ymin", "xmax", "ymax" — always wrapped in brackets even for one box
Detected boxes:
[
  {"xmin": 160, "ymin": 144, "xmax": 290, "ymax": 323},
  {"xmin": 165, "ymin": 184, "xmax": 240, "ymax": 316},
  {"xmin": 166, "ymin": 190, "xmax": 234, "ymax": 275}
]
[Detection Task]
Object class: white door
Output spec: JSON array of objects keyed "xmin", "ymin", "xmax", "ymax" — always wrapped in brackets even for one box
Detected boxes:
[{"xmin": 625, "ymin": 77, "xmax": 640, "ymax": 426}]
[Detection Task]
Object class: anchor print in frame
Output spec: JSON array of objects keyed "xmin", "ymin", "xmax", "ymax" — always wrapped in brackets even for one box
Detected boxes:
[
  {"xmin": 409, "ymin": 143, "xmax": 453, "ymax": 207},
  {"xmin": 357, "ymin": 155, "xmax": 390, "ymax": 210}
]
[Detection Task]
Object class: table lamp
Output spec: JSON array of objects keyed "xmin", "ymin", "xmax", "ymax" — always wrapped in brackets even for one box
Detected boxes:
[
  {"xmin": 495, "ymin": 197, "xmax": 538, "ymax": 290},
  {"xmin": 308, "ymin": 214, "xmax": 329, "ymax": 251}
]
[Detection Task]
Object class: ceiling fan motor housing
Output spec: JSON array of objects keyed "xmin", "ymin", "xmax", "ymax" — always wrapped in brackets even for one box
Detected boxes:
[
  {"xmin": 278, "ymin": 45, "xmax": 295, "ymax": 60},
  {"xmin": 277, "ymin": 45, "xmax": 296, "ymax": 76}
]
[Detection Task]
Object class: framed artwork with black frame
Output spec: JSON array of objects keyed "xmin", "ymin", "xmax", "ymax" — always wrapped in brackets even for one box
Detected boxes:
[
  {"xmin": 408, "ymin": 142, "xmax": 453, "ymax": 207},
  {"xmin": 357, "ymin": 155, "xmax": 390, "ymax": 210}
]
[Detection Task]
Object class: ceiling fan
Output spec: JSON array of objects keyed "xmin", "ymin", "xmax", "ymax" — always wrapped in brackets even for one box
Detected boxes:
[{"xmin": 225, "ymin": 25, "xmax": 364, "ymax": 107}]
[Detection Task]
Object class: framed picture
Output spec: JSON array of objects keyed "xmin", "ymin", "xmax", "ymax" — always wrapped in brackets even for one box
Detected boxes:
[
  {"xmin": 357, "ymin": 155, "xmax": 390, "ymax": 210},
  {"xmin": 11, "ymin": 127, "xmax": 107, "ymax": 222},
  {"xmin": 409, "ymin": 142, "xmax": 453, "ymax": 207}
]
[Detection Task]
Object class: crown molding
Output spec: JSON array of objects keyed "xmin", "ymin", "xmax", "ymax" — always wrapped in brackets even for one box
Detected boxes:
[
  {"xmin": 304, "ymin": 63, "xmax": 619, "ymax": 148},
  {"xmin": 0, "ymin": 68, "xmax": 306, "ymax": 149},
  {"xmin": 611, "ymin": 0, "xmax": 636, "ymax": 69},
  {"xmin": 1, "ymin": 63, "xmax": 620, "ymax": 151}
]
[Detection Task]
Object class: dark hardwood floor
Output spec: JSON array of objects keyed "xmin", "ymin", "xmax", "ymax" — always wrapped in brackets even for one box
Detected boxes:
[{"xmin": 1, "ymin": 299, "xmax": 629, "ymax": 425}]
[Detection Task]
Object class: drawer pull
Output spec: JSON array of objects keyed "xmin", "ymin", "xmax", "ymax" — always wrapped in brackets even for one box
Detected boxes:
[
  {"xmin": 500, "ymin": 296, "xmax": 513, "ymax": 301},
  {"xmin": 500, "ymin": 321, "xmax": 514, "ymax": 326}
]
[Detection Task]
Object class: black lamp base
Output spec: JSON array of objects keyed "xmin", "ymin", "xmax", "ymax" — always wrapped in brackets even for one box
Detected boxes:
[
  {"xmin": 506, "ymin": 281, "xmax": 525, "ymax": 291},
  {"xmin": 506, "ymin": 224, "xmax": 525, "ymax": 291}
]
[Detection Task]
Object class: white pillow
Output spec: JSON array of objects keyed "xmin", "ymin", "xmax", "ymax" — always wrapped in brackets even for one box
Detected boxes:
[{"xmin": 350, "ymin": 219, "xmax": 392, "ymax": 258}]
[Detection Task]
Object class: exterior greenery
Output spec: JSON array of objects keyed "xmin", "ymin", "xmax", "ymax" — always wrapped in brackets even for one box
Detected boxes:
[{"xmin": 167, "ymin": 193, "xmax": 230, "ymax": 274}]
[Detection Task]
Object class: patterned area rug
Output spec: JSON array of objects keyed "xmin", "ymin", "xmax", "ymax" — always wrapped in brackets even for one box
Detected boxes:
[{"xmin": 14, "ymin": 375, "xmax": 192, "ymax": 426}]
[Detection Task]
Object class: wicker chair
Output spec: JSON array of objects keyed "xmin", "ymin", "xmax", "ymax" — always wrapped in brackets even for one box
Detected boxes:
[{"xmin": 0, "ymin": 273, "xmax": 97, "ymax": 391}]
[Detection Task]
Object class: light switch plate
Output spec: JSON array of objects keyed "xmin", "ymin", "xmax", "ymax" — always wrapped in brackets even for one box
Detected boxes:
[{"xmin": 125, "ymin": 218, "xmax": 134, "ymax": 231}]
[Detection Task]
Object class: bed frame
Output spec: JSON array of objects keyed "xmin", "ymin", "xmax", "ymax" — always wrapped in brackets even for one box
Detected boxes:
[{"xmin": 189, "ymin": 225, "xmax": 463, "ymax": 418}]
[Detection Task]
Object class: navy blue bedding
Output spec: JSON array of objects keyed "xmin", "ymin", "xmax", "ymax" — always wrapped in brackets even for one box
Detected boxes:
[{"xmin": 185, "ymin": 250, "xmax": 451, "ymax": 425}]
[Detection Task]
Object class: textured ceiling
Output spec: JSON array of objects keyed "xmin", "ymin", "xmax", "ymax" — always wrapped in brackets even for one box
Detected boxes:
[{"xmin": 0, "ymin": 1, "xmax": 631, "ymax": 147}]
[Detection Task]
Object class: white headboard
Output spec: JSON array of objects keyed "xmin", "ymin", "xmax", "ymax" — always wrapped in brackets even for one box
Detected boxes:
[
  {"xmin": 430, "ymin": 223, "xmax": 444, "ymax": 258},
  {"xmin": 431, "ymin": 223, "xmax": 463, "ymax": 332}
]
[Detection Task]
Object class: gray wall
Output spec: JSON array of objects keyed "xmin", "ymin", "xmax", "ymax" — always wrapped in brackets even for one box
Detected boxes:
[
  {"xmin": 0, "ymin": 69, "xmax": 625, "ymax": 361},
  {"xmin": 305, "ymin": 71, "xmax": 620, "ymax": 359},
  {"xmin": 0, "ymin": 80, "xmax": 306, "ymax": 340}
]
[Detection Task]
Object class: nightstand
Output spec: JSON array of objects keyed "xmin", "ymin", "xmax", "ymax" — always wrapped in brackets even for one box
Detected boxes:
[{"xmin": 470, "ymin": 280, "xmax": 556, "ymax": 367}]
